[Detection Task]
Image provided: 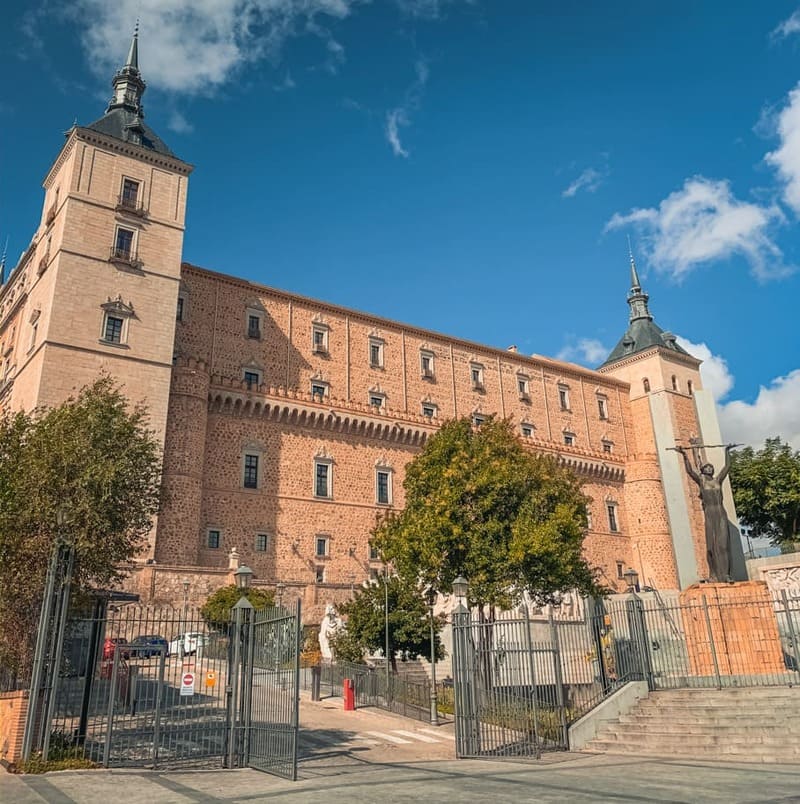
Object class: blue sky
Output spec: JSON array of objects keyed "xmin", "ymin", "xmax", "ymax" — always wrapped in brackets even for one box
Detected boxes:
[{"xmin": 2, "ymin": 0, "xmax": 799, "ymax": 448}]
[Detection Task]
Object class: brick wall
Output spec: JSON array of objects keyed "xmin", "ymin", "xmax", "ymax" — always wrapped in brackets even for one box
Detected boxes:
[{"xmin": 0, "ymin": 690, "xmax": 28, "ymax": 767}]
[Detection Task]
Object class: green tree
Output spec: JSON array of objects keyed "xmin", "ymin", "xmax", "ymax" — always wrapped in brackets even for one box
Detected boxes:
[
  {"xmin": 331, "ymin": 576, "xmax": 445, "ymax": 671},
  {"xmin": 730, "ymin": 437, "xmax": 800, "ymax": 545},
  {"xmin": 0, "ymin": 377, "xmax": 163, "ymax": 677},
  {"xmin": 372, "ymin": 417, "xmax": 599, "ymax": 611},
  {"xmin": 200, "ymin": 585, "xmax": 275, "ymax": 627}
]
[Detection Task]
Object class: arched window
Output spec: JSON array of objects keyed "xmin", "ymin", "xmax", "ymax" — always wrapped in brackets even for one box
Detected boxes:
[{"xmin": 643, "ymin": 378, "xmax": 650, "ymax": 393}]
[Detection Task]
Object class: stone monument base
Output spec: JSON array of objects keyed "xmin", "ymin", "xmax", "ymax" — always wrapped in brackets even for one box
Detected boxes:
[{"xmin": 679, "ymin": 581, "xmax": 785, "ymax": 677}]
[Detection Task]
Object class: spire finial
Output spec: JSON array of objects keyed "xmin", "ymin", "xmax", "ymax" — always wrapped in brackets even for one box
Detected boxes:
[
  {"xmin": 0, "ymin": 237, "xmax": 8, "ymax": 286},
  {"xmin": 125, "ymin": 21, "xmax": 140, "ymax": 70},
  {"xmin": 627, "ymin": 235, "xmax": 641, "ymax": 290}
]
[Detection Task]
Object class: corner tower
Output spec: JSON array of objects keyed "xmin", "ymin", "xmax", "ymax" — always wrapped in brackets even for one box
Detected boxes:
[
  {"xmin": 0, "ymin": 29, "xmax": 193, "ymax": 555},
  {"xmin": 599, "ymin": 252, "xmax": 745, "ymax": 588}
]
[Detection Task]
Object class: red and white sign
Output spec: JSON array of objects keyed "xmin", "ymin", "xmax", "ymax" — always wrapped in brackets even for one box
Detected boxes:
[{"xmin": 180, "ymin": 671, "xmax": 195, "ymax": 697}]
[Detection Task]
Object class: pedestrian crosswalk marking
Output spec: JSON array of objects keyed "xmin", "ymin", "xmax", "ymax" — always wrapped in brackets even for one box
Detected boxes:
[
  {"xmin": 417, "ymin": 727, "xmax": 453, "ymax": 741},
  {"xmin": 365, "ymin": 731, "xmax": 412, "ymax": 744},
  {"xmin": 393, "ymin": 729, "xmax": 440, "ymax": 743}
]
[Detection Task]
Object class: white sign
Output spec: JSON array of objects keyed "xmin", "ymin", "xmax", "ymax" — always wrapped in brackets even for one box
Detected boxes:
[{"xmin": 180, "ymin": 671, "xmax": 195, "ymax": 697}]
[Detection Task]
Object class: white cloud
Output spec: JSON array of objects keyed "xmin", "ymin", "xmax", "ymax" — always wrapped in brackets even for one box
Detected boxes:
[
  {"xmin": 556, "ymin": 338, "xmax": 609, "ymax": 366},
  {"xmin": 675, "ymin": 337, "xmax": 734, "ymax": 401},
  {"xmin": 384, "ymin": 58, "xmax": 429, "ymax": 158},
  {"xmin": 395, "ymin": 0, "xmax": 471, "ymax": 19},
  {"xmin": 68, "ymin": 0, "xmax": 362, "ymax": 95},
  {"xmin": 718, "ymin": 370, "xmax": 800, "ymax": 450},
  {"xmin": 765, "ymin": 82, "xmax": 800, "ymax": 214},
  {"xmin": 606, "ymin": 177, "xmax": 790, "ymax": 281},
  {"xmin": 772, "ymin": 9, "xmax": 800, "ymax": 39},
  {"xmin": 167, "ymin": 110, "xmax": 193, "ymax": 134},
  {"xmin": 562, "ymin": 166, "xmax": 606, "ymax": 198}
]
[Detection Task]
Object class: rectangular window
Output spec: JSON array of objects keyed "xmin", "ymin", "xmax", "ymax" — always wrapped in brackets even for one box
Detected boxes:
[
  {"xmin": 607, "ymin": 504, "xmax": 619, "ymax": 533},
  {"xmin": 369, "ymin": 339, "xmax": 384, "ymax": 368},
  {"xmin": 103, "ymin": 316, "xmax": 124, "ymax": 344},
  {"xmin": 422, "ymin": 403, "xmax": 437, "ymax": 418},
  {"xmin": 311, "ymin": 382, "xmax": 327, "ymax": 400},
  {"xmin": 29, "ymin": 323, "xmax": 38, "ymax": 352},
  {"xmin": 602, "ymin": 441, "xmax": 613, "ymax": 454},
  {"xmin": 247, "ymin": 314, "xmax": 261, "ymax": 339},
  {"xmin": 315, "ymin": 566, "xmax": 325, "ymax": 584},
  {"xmin": 369, "ymin": 544, "xmax": 380, "ymax": 561},
  {"xmin": 368, "ymin": 567, "xmax": 380, "ymax": 581},
  {"xmin": 255, "ymin": 533, "xmax": 268, "ymax": 552},
  {"xmin": 243, "ymin": 454, "xmax": 259, "ymax": 489},
  {"xmin": 114, "ymin": 227, "xmax": 134, "ymax": 259},
  {"xmin": 312, "ymin": 326, "xmax": 328, "ymax": 354},
  {"xmin": 472, "ymin": 414, "xmax": 485, "ymax": 427},
  {"xmin": 420, "ymin": 351, "xmax": 435, "ymax": 379},
  {"xmin": 376, "ymin": 470, "xmax": 391, "ymax": 505},
  {"xmin": 521, "ymin": 423, "xmax": 533, "ymax": 438},
  {"xmin": 558, "ymin": 386, "xmax": 570, "ymax": 410},
  {"xmin": 176, "ymin": 296, "xmax": 185, "ymax": 322},
  {"xmin": 315, "ymin": 461, "xmax": 331, "ymax": 498},
  {"xmin": 616, "ymin": 561, "xmax": 624, "ymax": 580},
  {"xmin": 597, "ymin": 396, "xmax": 608, "ymax": 419},
  {"xmin": 369, "ymin": 393, "xmax": 385, "ymax": 409},
  {"xmin": 244, "ymin": 370, "xmax": 260, "ymax": 389},
  {"xmin": 586, "ymin": 510, "xmax": 593, "ymax": 530},
  {"xmin": 471, "ymin": 364, "xmax": 484, "ymax": 390},
  {"xmin": 563, "ymin": 432, "xmax": 575, "ymax": 446},
  {"xmin": 120, "ymin": 178, "xmax": 140, "ymax": 208},
  {"xmin": 207, "ymin": 529, "xmax": 220, "ymax": 549},
  {"xmin": 518, "ymin": 376, "xmax": 530, "ymax": 399},
  {"xmin": 315, "ymin": 536, "xmax": 329, "ymax": 557}
]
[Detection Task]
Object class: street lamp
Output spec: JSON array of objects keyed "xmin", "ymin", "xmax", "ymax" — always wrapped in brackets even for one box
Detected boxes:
[
  {"xmin": 623, "ymin": 568, "xmax": 639, "ymax": 594},
  {"xmin": 234, "ymin": 564, "xmax": 253, "ymax": 591},
  {"xmin": 425, "ymin": 587, "xmax": 439, "ymax": 726},
  {"xmin": 452, "ymin": 575, "xmax": 468, "ymax": 607}
]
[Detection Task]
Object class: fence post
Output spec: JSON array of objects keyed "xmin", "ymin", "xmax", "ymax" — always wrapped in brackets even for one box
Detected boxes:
[
  {"xmin": 452, "ymin": 604, "xmax": 479, "ymax": 757},
  {"xmin": 548, "ymin": 613, "xmax": 568, "ymax": 751},
  {"xmin": 701, "ymin": 594, "xmax": 722, "ymax": 689},
  {"xmin": 627, "ymin": 594, "xmax": 655, "ymax": 691},
  {"xmin": 781, "ymin": 589, "xmax": 800, "ymax": 675},
  {"xmin": 103, "ymin": 647, "xmax": 121, "ymax": 768}
]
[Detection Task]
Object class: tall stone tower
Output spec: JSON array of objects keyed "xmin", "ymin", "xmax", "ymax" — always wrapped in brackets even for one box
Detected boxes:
[
  {"xmin": 599, "ymin": 253, "xmax": 745, "ymax": 588},
  {"xmin": 0, "ymin": 29, "xmax": 192, "ymax": 535}
]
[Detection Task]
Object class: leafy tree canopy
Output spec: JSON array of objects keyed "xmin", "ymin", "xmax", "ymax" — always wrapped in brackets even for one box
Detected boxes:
[
  {"xmin": 200, "ymin": 585, "xmax": 275, "ymax": 626},
  {"xmin": 730, "ymin": 437, "xmax": 800, "ymax": 545},
  {"xmin": 0, "ymin": 377, "xmax": 162, "ymax": 675},
  {"xmin": 372, "ymin": 417, "xmax": 599, "ymax": 609},
  {"xmin": 331, "ymin": 575, "xmax": 445, "ymax": 671}
]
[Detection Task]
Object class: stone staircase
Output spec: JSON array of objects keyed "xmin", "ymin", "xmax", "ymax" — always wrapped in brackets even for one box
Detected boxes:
[{"xmin": 584, "ymin": 687, "xmax": 800, "ymax": 763}]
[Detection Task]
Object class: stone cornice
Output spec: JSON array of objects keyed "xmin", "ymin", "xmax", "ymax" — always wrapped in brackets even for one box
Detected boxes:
[
  {"xmin": 598, "ymin": 346, "xmax": 701, "ymax": 372},
  {"xmin": 182, "ymin": 263, "xmax": 630, "ymax": 392}
]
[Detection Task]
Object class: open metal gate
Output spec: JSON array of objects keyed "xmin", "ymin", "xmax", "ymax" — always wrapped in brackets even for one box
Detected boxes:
[{"xmin": 236, "ymin": 601, "xmax": 302, "ymax": 780}]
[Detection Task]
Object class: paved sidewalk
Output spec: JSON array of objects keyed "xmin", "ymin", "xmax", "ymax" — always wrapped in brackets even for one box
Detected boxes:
[{"xmin": 3, "ymin": 753, "xmax": 800, "ymax": 803}]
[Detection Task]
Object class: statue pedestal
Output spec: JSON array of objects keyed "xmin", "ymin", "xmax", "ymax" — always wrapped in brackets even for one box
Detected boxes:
[{"xmin": 679, "ymin": 581, "xmax": 785, "ymax": 678}]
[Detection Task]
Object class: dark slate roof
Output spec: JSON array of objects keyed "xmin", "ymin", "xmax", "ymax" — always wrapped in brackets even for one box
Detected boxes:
[
  {"xmin": 600, "ymin": 317, "xmax": 690, "ymax": 368},
  {"xmin": 85, "ymin": 108, "xmax": 176, "ymax": 157}
]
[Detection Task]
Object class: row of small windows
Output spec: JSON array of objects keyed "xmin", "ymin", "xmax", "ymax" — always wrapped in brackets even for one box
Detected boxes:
[
  {"xmin": 641, "ymin": 376, "xmax": 694, "ymax": 395},
  {"xmin": 585, "ymin": 503, "xmax": 620, "ymax": 533},
  {"xmin": 241, "ymin": 452, "xmax": 393, "ymax": 505},
  {"xmin": 204, "ymin": 531, "xmax": 385, "ymax": 563}
]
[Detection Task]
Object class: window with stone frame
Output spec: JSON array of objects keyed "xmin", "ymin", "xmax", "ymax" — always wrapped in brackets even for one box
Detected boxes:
[
  {"xmin": 99, "ymin": 296, "xmax": 134, "ymax": 347},
  {"xmin": 312, "ymin": 323, "xmax": 329, "ymax": 354},
  {"xmin": 243, "ymin": 369, "xmax": 261, "ymax": 389},
  {"xmin": 470, "ymin": 363, "xmax": 485, "ymax": 391},
  {"xmin": 311, "ymin": 381, "xmax": 328, "ymax": 401},
  {"xmin": 520, "ymin": 422, "xmax": 534, "ymax": 438},
  {"xmin": 315, "ymin": 536, "xmax": 329, "ymax": 557},
  {"xmin": 421, "ymin": 402, "xmax": 438, "ymax": 418},
  {"xmin": 616, "ymin": 561, "xmax": 624, "ymax": 580},
  {"xmin": 315, "ymin": 566, "xmax": 326, "ymax": 584},
  {"xmin": 563, "ymin": 431, "xmax": 575, "ymax": 446},
  {"xmin": 176, "ymin": 295, "xmax": 185, "ymax": 322},
  {"xmin": 247, "ymin": 314, "xmax": 261, "ymax": 339},
  {"xmin": 113, "ymin": 226, "xmax": 136, "ymax": 260},
  {"xmin": 376, "ymin": 468, "xmax": 392, "ymax": 505},
  {"xmin": 243, "ymin": 453, "xmax": 259, "ymax": 489},
  {"xmin": 518, "ymin": 374, "xmax": 530, "ymax": 401},
  {"xmin": 369, "ymin": 337, "xmax": 385, "ymax": 368},
  {"xmin": 420, "ymin": 350, "xmax": 435, "ymax": 379},
  {"xmin": 120, "ymin": 178, "xmax": 140, "ymax": 210},
  {"xmin": 558, "ymin": 384, "xmax": 570, "ymax": 410},
  {"xmin": 602, "ymin": 440, "xmax": 613, "ymax": 454},
  {"xmin": 314, "ymin": 458, "xmax": 332, "ymax": 498},
  {"xmin": 207, "ymin": 529, "xmax": 221, "ymax": 549},
  {"xmin": 597, "ymin": 395, "xmax": 608, "ymax": 420},
  {"xmin": 472, "ymin": 413, "xmax": 486, "ymax": 427},
  {"xmin": 607, "ymin": 502, "xmax": 619, "ymax": 533},
  {"xmin": 369, "ymin": 392, "xmax": 386, "ymax": 409},
  {"xmin": 255, "ymin": 533, "xmax": 269, "ymax": 552},
  {"xmin": 369, "ymin": 543, "xmax": 380, "ymax": 561}
]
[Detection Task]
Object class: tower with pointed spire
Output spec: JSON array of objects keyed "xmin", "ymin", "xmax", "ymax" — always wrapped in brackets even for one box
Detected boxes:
[
  {"xmin": 0, "ymin": 28, "xmax": 193, "ymax": 557},
  {"xmin": 599, "ymin": 250, "xmax": 745, "ymax": 588}
]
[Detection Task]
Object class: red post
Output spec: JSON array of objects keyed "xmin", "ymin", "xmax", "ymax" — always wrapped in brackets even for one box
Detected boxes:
[{"xmin": 343, "ymin": 678, "xmax": 355, "ymax": 711}]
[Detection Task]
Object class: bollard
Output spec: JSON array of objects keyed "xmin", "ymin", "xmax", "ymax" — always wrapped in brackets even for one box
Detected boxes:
[
  {"xmin": 311, "ymin": 665, "xmax": 321, "ymax": 701},
  {"xmin": 343, "ymin": 678, "xmax": 355, "ymax": 711}
]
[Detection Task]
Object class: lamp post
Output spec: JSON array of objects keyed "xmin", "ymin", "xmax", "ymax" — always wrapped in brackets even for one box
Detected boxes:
[
  {"xmin": 452, "ymin": 575, "xmax": 468, "ymax": 607},
  {"xmin": 451, "ymin": 575, "xmax": 480, "ymax": 755},
  {"xmin": 384, "ymin": 565, "xmax": 391, "ymax": 703},
  {"xmin": 425, "ymin": 587, "xmax": 439, "ymax": 726},
  {"xmin": 227, "ymin": 564, "xmax": 254, "ymax": 769},
  {"xmin": 623, "ymin": 568, "xmax": 639, "ymax": 594}
]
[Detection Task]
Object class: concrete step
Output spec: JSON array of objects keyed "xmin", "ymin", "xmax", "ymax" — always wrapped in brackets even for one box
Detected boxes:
[
  {"xmin": 642, "ymin": 689, "xmax": 800, "ymax": 701},
  {"xmin": 584, "ymin": 739, "xmax": 800, "ymax": 762},
  {"xmin": 597, "ymin": 729, "xmax": 797, "ymax": 747},
  {"xmin": 633, "ymin": 702, "xmax": 800, "ymax": 715},
  {"xmin": 611, "ymin": 722, "xmax": 800, "ymax": 737},
  {"xmin": 617, "ymin": 714, "xmax": 800, "ymax": 730}
]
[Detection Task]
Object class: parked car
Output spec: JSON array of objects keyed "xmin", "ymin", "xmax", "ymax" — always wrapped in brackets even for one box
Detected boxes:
[
  {"xmin": 129, "ymin": 634, "xmax": 168, "ymax": 658},
  {"xmin": 168, "ymin": 632, "xmax": 208, "ymax": 656}
]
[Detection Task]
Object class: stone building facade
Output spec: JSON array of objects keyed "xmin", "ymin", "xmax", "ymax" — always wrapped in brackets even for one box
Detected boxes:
[{"xmin": 0, "ymin": 34, "xmax": 745, "ymax": 618}]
